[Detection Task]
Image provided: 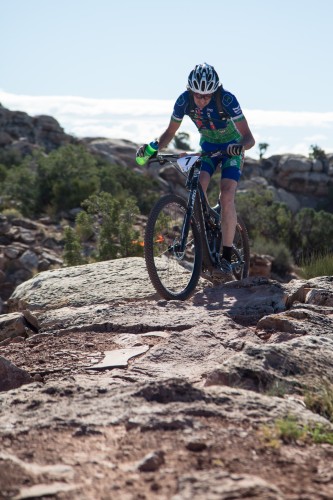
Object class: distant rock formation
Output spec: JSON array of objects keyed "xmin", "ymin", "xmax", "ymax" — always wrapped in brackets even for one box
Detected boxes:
[{"xmin": 0, "ymin": 104, "xmax": 75, "ymax": 154}]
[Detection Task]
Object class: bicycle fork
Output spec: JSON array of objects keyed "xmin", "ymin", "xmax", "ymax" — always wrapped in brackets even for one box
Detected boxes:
[{"xmin": 177, "ymin": 169, "xmax": 200, "ymax": 254}]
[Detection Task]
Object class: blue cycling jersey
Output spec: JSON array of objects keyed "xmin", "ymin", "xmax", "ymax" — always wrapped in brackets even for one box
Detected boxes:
[{"xmin": 171, "ymin": 89, "xmax": 244, "ymax": 149}]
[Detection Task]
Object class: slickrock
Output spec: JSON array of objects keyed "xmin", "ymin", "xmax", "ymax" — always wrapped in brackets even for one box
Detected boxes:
[{"xmin": 0, "ymin": 258, "xmax": 332, "ymax": 499}]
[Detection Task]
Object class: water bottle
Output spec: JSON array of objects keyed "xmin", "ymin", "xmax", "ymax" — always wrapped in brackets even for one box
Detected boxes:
[{"xmin": 136, "ymin": 141, "xmax": 159, "ymax": 166}]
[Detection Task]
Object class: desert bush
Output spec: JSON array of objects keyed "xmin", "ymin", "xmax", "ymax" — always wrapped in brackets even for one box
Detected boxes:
[
  {"xmin": 235, "ymin": 189, "xmax": 333, "ymax": 266},
  {"xmin": 67, "ymin": 192, "xmax": 144, "ymax": 262},
  {"xmin": 0, "ymin": 143, "xmax": 160, "ymax": 218},
  {"xmin": 1, "ymin": 157, "xmax": 38, "ymax": 216},
  {"xmin": 291, "ymin": 208, "xmax": 333, "ymax": 261},
  {"xmin": 96, "ymin": 160, "xmax": 160, "ymax": 214},
  {"xmin": 63, "ymin": 226, "xmax": 87, "ymax": 266},
  {"xmin": 36, "ymin": 144, "xmax": 100, "ymax": 214},
  {"xmin": 236, "ymin": 189, "xmax": 292, "ymax": 244},
  {"xmin": 251, "ymin": 237, "xmax": 294, "ymax": 274}
]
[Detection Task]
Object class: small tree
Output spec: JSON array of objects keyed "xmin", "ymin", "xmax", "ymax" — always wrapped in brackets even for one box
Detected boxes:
[
  {"xmin": 63, "ymin": 226, "xmax": 86, "ymax": 266},
  {"xmin": 173, "ymin": 132, "xmax": 192, "ymax": 151},
  {"xmin": 82, "ymin": 192, "xmax": 120, "ymax": 260},
  {"xmin": 309, "ymin": 144, "xmax": 327, "ymax": 162},
  {"xmin": 118, "ymin": 199, "xmax": 142, "ymax": 257},
  {"xmin": 79, "ymin": 192, "xmax": 143, "ymax": 261},
  {"xmin": 75, "ymin": 210, "xmax": 95, "ymax": 242},
  {"xmin": 258, "ymin": 143, "xmax": 269, "ymax": 160}
]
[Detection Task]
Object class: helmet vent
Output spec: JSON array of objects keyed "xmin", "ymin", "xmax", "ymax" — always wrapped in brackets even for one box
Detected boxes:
[{"xmin": 187, "ymin": 63, "xmax": 219, "ymax": 95}]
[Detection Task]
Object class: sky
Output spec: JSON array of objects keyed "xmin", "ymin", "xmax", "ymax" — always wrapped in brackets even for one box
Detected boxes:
[{"xmin": 1, "ymin": 0, "xmax": 333, "ymax": 158}]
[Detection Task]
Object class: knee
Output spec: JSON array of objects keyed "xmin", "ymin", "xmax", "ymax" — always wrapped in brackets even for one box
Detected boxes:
[{"xmin": 220, "ymin": 189, "xmax": 235, "ymax": 209}]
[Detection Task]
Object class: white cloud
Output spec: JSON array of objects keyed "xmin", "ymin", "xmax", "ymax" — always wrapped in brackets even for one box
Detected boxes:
[
  {"xmin": 246, "ymin": 109, "xmax": 333, "ymax": 128},
  {"xmin": 1, "ymin": 91, "xmax": 333, "ymax": 157},
  {"xmin": 303, "ymin": 133, "xmax": 327, "ymax": 142}
]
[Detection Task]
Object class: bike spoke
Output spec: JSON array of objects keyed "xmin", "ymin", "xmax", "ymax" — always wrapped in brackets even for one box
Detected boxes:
[{"xmin": 145, "ymin": 195, "xmax": 202, "ymax": 300}]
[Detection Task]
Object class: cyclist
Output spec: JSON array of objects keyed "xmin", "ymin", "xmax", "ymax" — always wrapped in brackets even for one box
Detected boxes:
[{"xmin": 136, "ymin": 63, "xmax": 255, "ymax": 281}]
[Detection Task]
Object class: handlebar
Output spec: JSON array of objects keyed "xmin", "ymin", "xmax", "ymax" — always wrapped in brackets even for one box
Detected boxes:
[{"xmin": 148, "ymin": 149, "xmax": 230, "ymax": 166}]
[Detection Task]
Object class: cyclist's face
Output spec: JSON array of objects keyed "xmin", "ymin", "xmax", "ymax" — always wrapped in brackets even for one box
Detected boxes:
[{"xmin": 192, "ymin": 92, "xmax": 212, "ymax": 109}]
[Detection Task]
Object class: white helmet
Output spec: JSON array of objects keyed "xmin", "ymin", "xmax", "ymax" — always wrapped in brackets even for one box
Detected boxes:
[{"xmin": 187, "ymin": 63, "xmax": 220, "ymax": 94}]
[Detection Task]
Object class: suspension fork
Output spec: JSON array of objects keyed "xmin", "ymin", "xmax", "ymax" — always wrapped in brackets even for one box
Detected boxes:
[
  {"xmin": 195, "ymin": 185, "xmax": 220, "ymax": 270},
  {"xmin": 178, "ymin": 168, "xmax": 200, "ymax": 252}
]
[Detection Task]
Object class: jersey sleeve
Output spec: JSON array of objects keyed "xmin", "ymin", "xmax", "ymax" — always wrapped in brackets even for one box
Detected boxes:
[
  {"xmin": 221, "ymin": 89, "xmax": 244, "ymax": 122},
  {"xmin": 171, "ymin": 91, "xmax": 189, "ymax": 123}
]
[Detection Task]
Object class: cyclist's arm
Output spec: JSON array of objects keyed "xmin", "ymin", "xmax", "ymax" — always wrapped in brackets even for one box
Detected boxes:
[
  {"xmin": 234, "ymin": 117, "xmax": 255, "ymax": 150},
  {"xmin": 158, "ymin": 119, "xmax": 182, "ymax": 150}
]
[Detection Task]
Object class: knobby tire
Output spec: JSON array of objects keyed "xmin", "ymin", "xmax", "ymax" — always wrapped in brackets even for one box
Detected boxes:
[
  {"xmin": 144, "ymin": 194, "xmax": 203, "ymax": 300},
  {"xmin": 232, "ymin": 216, "xmax": 250, "ymax": 280}
]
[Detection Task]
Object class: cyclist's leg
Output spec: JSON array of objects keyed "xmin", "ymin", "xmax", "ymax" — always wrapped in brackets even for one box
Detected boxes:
[
  {"xmin": 200, "ymin": 156, "xmax": 219, "ymax": 195},
  {"xmin": 199, "ymin": 170, "xmax": 211, "ymax": 194},
  {"xmin": 220, "ymin": 177, "xmax": 238, "ymax": 246},
  {"xmin": 220, "ymin": 157, "xmax": 242, "ymax": 248}
]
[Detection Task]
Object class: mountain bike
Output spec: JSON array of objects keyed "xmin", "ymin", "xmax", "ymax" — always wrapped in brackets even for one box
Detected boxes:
[{"xmin": 144, "ymin": 151, "xmax": 250, "ymax": 300}]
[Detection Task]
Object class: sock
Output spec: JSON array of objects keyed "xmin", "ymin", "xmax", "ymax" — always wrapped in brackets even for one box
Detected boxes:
[{"xmin": 222, "ymin": 246, "xmax": 232, "ymax": 263}]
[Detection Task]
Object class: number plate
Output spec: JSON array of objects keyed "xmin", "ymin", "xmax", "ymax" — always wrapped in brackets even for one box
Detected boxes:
[{"xmin": 177, "ymin": 155, "xmax": 200, "ymax": 172}]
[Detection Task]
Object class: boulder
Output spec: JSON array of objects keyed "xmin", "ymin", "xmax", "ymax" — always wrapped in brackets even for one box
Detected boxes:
[{"xmin": 0, "ymin": 355, "xmax": 33, "ymax": 391}]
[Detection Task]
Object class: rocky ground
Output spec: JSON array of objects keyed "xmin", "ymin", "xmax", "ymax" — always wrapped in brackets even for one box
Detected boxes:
[
  {"xmin": 0, "ymin": 258, "xmax": 332, "ymax": 499},
  {"xmin": 1, "ymin": 103, "xmax": 333, "ymax": 499}
]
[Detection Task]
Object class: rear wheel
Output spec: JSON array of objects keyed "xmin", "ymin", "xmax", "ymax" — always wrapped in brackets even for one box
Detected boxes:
[
  {"xmin": 144, "ymin": 194, "xmax": 203, "ymax": 300},
  {"xmin": 231, "ymin": 216, "xmax": 250, "ymax": 280}
]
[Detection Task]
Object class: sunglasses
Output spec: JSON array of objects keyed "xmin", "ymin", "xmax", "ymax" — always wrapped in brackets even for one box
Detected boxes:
[{"xmin": 193, "ymin": 92, "xmax": 212, "ymax": 100}]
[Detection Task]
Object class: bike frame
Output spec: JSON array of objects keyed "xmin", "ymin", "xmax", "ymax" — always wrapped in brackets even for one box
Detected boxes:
[
  {"xmin": 182, "ymin": 158, "xmax": 223, "ymax": 275},
  {"xmin": 151, "ymin": 153, "xmax": 228, "ymax": 276}
]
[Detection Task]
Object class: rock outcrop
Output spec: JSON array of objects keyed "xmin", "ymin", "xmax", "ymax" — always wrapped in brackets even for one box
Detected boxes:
[
  {"xmin": 0, "ymin": 103, "xmax": 74, "ymax": 153},
  {"xmin": 0, "ymin": 214, "xmax": 64, "ymax": 310},
  {"xmin": 240, "ymin": 153, "xmax": 333, "ymax": 214},
  {"xmin": 0, "ymin": 258, "xmax": 332, "ymax": 499}
]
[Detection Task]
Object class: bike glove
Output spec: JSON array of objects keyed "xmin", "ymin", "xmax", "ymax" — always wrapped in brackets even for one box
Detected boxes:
[
  {"xmin": 227, "ymin": 144, "xmax": 244, "ymax": 156},
  {"xmin": 136, "ymin": 144, "xmax": 148, "ymax": 158}
]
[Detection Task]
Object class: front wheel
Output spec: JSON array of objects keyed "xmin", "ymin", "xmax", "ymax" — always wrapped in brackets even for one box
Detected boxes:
[
  {"xmin": 144, "ymin": 194, "xmax": 203, "ymax": 300},
  {"xmin": 232, "ymin": 216, "xmax": 250, "ymax": 280}
]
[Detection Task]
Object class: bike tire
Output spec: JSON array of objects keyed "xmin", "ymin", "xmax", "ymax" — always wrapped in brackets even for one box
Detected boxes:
[
  {"xmin": 144, "ymin": 194, "xmax": 203, "ymax": 300},
  {"xmin": 232, "ymin": 216, "xmax": 250, "ymax": 280}
]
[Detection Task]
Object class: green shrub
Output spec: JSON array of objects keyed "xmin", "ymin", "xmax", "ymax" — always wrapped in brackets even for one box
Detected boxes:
[
  {"xmin": 0, "ymin": 143, "xmax": 161, "ymax": 218},
  {"xmin": 75, "ymin": 210, "xmax": 95, "ymax": 242},
  {"xmin": 236, "ymin": 189, "xmax": 292, "ymax": 244},
  {"xmin": 63, "ymin": 226, "xmax": 86, "ymax": 266},
  {"xmin": 260, "ymin": 415, "xmax": 333, "ymax": 447},
  {"xmin": 36, "ymin": 144, "xmax": 100, "ymax": 214},
  {"xmin": 252, "ymin": 237, "xmax": 294, "ymax": 274},
  {"xmin": 77, "ymin": 191, "xmax": 143, "ymax": 262},
  {"xmin": 1, "ymin": 157, "xmax": 38, "ymax": 216},
  {"xmin": 235, "ymin": 188, "xmax": 333, "ymax": 269},
  {"xmin": 292, "ymin": 208, "xmax": 333, "ymax": 260},
  {"xmin": 97, "ymin": 160, "xmax": 160, "ymax": 215}
]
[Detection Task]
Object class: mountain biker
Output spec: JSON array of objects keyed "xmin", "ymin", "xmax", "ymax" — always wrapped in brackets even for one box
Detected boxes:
[{"xmin": 136, "ymin": 62, "xmax": 255, "ymax": 281}]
